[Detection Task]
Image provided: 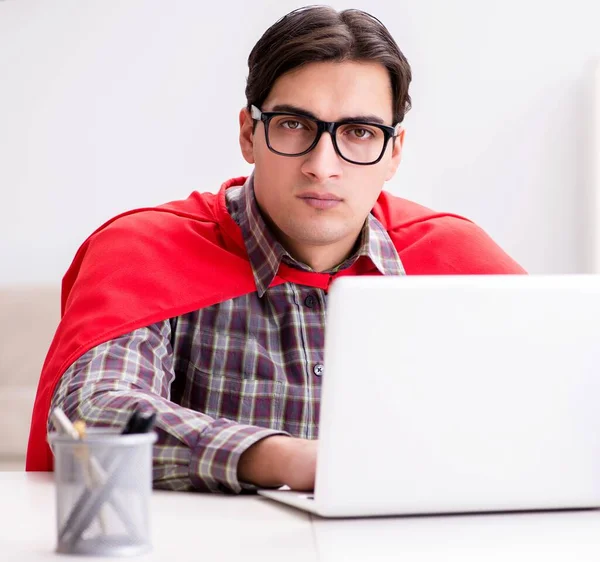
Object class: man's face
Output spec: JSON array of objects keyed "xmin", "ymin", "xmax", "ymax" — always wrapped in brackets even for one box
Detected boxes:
[{"xmin": 239, "ymin": 60, "xmax": 404, "ymax": 261}]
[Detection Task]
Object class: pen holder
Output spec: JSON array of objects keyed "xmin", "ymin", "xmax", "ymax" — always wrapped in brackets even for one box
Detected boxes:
[{"xmin": 48, "ymin": 429, "xmax": 157, "ymax": 557}]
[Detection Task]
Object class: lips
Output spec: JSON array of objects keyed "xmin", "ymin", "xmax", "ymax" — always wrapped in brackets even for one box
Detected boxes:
[
  {"xmin": 298, "ymin": 192, "xmax": 343, "ymax": 202},
  {"xmin": 298, "ymin": 192, "xmax": 343, "ymax": 210}
]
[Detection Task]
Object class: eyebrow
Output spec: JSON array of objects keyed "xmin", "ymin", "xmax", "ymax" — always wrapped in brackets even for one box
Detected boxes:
[{"xmin": 269, "ymin": 104, "xmax": 387, "ymax": 125}]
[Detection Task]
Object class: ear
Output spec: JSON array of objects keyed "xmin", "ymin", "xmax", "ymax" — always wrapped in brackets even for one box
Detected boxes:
[
  {"xmin": 239, "ymin": 107, "xmax": 255, "ymax": 164},
  {"xmin": 384, "ymin": 127, "xmax": 405, "ymax": 182}
]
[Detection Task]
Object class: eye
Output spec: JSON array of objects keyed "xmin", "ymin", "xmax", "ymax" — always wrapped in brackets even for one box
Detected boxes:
[
  {"xmin": 350, "ymin": 128, "xmax": 373, "ymax": 139},
  {"xmin": 339, "ymin": 124, "xmax": 378, "ymax": 140},
  {"xmin": 281, "ymin": 120, "xmax": 305, "ymax": 130}
]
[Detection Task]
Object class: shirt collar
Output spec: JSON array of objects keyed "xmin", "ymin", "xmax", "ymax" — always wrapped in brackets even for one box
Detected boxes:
[{"xmin": 226, "ymin": 174, "xmax": 405, "ymax": 297}]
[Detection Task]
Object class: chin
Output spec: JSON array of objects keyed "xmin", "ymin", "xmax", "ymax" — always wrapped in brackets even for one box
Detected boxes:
[{"xmin": 288, "ymin": 224, "xmax": 350, "ymax": 246}]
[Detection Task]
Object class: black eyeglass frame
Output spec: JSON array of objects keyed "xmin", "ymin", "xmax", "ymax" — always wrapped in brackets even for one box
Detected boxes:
[{"xmin": 250, "ymin": 105, "xmax": 401, "ymax": 166}]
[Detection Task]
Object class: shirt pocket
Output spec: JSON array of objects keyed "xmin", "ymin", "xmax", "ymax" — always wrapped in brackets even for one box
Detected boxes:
[
  {"xmin": 185, "ymin": 330, "xmax": 287, "ymax": 429},
  {"xmin": 190, "ymin": 372, "xmax": 286, "ymax": 430},
  {"xmin": 189, "ymin": 329, "xmax": 283, "ymax": 382}
]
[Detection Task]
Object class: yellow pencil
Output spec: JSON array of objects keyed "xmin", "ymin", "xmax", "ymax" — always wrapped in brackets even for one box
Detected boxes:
[{"xmin": 73, "ymin": 420, "xmax": 108, "ymax": 535}]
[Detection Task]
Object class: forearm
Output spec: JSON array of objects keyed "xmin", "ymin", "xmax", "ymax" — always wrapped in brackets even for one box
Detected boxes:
[
  {"xmin": 238, "ymin": 435, "xmax": 317, "ymax": 491},
  {"xmin": 237, "ymin": 435, "xmax": 290, "ymax": 488},
  {"xmin": 54, "ymin": 383, "xmax": 282, "ymax": 492},
  {"xmin": 48, "ymin": 324, "xmax": 288, "ymax": 493}
]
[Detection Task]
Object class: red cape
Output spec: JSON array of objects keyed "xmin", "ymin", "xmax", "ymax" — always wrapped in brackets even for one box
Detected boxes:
[{"xmin": 26, "ymin": 177, "xmax": 525, "ymax": 471}]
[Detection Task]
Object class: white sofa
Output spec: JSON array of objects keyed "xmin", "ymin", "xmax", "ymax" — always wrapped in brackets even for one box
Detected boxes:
[{"xmin": 0, "ymin": 287, "xmax": 60, "ymax": 469}]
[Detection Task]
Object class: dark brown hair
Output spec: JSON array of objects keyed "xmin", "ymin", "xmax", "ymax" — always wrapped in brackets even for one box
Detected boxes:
[{"xmin": 245, "ymin": 6, "xmax": 412, "ymax": 125}]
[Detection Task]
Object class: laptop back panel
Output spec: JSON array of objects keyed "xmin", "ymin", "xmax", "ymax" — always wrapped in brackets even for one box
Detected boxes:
[{"xmin": 314, "ymin": 275, "xmax": 600, "ymax": 517}]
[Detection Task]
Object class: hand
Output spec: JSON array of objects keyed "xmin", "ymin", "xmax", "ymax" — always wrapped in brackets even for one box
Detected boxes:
[
  {"xmin": 238, "ymin": 436, "xmax": 318, "ymax": 491},
  {"xmin": 277, "ymin": 437, "xmax": 318, "ymax": 491}
]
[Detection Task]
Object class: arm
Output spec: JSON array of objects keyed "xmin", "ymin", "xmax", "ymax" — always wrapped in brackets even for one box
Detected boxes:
[
  {"xmin": 49, "ymin": 318, "xmax": 315, "ymax": 493},
  {"xmin": 238, "ymin": 435, "xmax": 317, "ymax": 491}
]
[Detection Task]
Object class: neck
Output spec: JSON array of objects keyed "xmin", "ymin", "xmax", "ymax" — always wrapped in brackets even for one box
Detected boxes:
[
  {"xmin": 277, "ymin": 232, "xmax": 361, "ymax": 272},
  {"xmin": 250, "ymin": 189, "xmax": 364, "ymax": 272}
]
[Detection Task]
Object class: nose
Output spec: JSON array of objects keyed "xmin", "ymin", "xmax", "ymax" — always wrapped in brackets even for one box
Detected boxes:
[{"xmin": 300, "ymin": 131, "xmax": 343, "ymax": 182}]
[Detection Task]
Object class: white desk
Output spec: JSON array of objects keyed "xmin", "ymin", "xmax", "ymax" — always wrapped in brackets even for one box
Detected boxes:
[{"xmin": 3, "ymin": 473, "xmax": 600, "ymax": 561}]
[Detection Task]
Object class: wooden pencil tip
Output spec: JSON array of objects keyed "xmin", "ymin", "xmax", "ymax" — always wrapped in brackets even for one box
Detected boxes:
[{"xmin": 73, "ymin": 420, "xmax": 87, "ymax": 439}]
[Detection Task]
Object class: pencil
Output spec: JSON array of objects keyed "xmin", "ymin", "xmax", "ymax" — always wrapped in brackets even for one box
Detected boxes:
[{"xmin": 72, "ymin": 420, "xmax": 108, "ymax": 535}]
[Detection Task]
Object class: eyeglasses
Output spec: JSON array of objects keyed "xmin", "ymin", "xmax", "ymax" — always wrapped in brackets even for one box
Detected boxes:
[{"xmin": 251, "ymin": 105, "xmax": 400, "ymax": 166}]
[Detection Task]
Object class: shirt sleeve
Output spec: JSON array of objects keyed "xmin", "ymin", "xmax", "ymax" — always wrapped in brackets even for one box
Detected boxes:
[{"xmin": 48, "ymin": 318, "xmax": 288, "ymax": 493}]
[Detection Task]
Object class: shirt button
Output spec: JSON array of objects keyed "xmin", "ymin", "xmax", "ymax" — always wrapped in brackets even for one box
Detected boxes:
[
  {"xmin": 304, "ymin": 294, "xmax": 317, "ymax": 308},
  {"xmin": 313, "ymin": 364, "xmax": 324, "ymax": 377}
]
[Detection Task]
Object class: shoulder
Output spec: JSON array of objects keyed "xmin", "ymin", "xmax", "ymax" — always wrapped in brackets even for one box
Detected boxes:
[
  {"xmin": 62, "ymin": 189, "xmax": 242, "ymax": 303},
  {"xmin": 372, "ymin": 190, "xmax": 526, "ymax": 274},
  {"xmin": 372, "ymin": 189, "xmax": 473, "ymax": 232},
  {"xmin": 76, "ymin": 190, "xmax": 225, "ymax": 264},
  {"xmin": 98, "ymin": 190, "xmax": 219, "ymax": 237}
]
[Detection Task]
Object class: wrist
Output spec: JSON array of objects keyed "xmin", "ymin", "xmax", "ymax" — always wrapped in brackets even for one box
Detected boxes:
[{"xmin": 238, "ymin": 435, "xmax": 292, "ymax": 488}]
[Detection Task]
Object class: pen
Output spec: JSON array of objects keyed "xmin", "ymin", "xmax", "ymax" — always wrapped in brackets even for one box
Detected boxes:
[
  {"xmin": 59, "ymin": 408, "xmax": 156, "ymax": 549},
  {"xmin": 121, "ymin": 411, "xmax": 156, "ymax": 435},
  {"xmin": 72, "ymin": 420, "xmax": 108, "ymax": 534},
  {"xmin": 50, "ymin": 407, "xmax": 142, "ymax": 545}
]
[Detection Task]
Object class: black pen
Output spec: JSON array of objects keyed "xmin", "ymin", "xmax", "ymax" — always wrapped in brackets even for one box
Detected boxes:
[{"xmin": 121, "ymin": 410, "xmax": 156, "ymax": 435}]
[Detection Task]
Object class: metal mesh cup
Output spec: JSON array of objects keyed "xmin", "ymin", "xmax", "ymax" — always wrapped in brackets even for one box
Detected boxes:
[{"xmin": 48, "ymin": 429, "xmax": 157, "ymax": 557}]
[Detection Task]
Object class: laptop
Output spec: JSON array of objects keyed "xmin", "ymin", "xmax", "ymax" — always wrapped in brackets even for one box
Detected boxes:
[{"xmin": 258, "ymin": 274, "xmax": 600, "ymax": 517}]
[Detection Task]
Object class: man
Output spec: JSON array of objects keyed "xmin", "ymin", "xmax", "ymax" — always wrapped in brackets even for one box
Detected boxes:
[{"xmin": 27, "ymin": 6, "xmax": 524, "ymax": 492}]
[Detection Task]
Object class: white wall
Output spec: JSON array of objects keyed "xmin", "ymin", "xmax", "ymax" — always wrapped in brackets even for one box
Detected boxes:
[{"xmin": 1, "ymin": 0, "xmax": 599, "ymax": 284}]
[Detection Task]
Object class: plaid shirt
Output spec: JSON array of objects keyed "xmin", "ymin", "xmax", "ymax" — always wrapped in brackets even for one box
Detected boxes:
[{"xmin": 49, "ymin": 175, "xmax": 405, "ymax": 493}]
